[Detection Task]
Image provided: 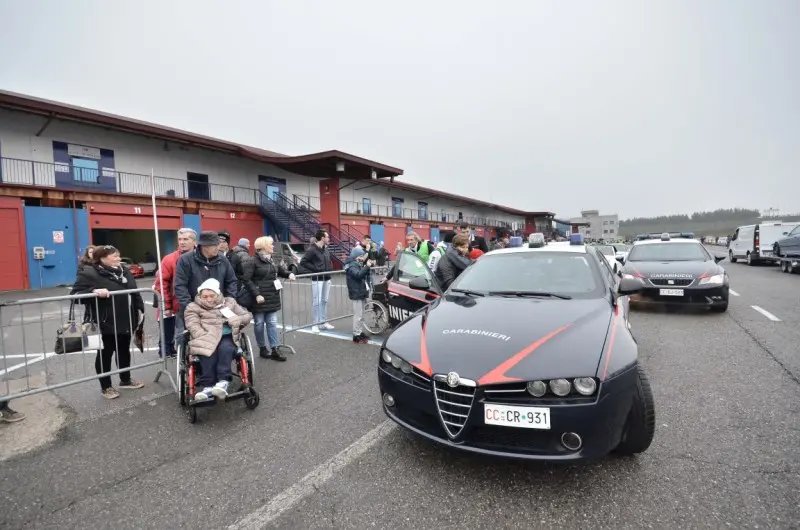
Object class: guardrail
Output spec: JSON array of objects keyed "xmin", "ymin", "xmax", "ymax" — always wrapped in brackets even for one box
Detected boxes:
[{"xmin": 0, "ymin": 288, "xmax": 174, "ymax": 403}]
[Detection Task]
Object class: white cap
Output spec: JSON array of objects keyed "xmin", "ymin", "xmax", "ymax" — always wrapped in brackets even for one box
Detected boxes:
[{"xmin": 197, "ymin": 278, "xmax": 221, "ymax": 296}]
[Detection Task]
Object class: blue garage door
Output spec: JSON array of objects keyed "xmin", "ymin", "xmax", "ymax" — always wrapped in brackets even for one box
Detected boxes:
[
  {"xmin": 430, "ymin": 227, "xmax": 440, "ymax": 243},
  {"xmin": 370, "ymin": 224, "xmax": 385, "ymax": 245}
]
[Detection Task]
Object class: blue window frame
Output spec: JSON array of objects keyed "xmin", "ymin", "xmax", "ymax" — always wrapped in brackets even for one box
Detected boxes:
[
  {"xmin": 362, "ymin": 198, "xmax": 372, "ymax": 215},
  {"xmin": 392, "ymin": 197, "xmax": 404, "ymax": 217},
  {"xmin": 418, "ymin": 201, "xmax": 428, "ymax": 221},
  {"xmin": 72, "ymin": 158, "xmax": 99, "ymax": 183}
]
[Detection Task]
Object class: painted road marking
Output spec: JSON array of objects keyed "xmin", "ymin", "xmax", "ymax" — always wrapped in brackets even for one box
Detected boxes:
[
  {"xmin": 1, "ymin": 347, "xmax": 161, "ymax": 376},
  {"xmin": 278, "ymin": 324, "xmax": 383, "ymax": 346},
  {"xmin": 729, "ymin": 289, "xmax": 740, "ymax": 297},
  {"xmin": 751, "ymin": 306, "xmax": 781, "ymax": 322},
  {"xmin": 228, "ymin": 420, "xmax": 396, "ymax": 530}
]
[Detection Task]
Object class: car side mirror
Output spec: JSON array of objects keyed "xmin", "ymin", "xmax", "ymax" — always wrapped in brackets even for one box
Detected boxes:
[
  {"xmin": 409, "ymin": 276, "xmax": 431, "ymax": 291},
  {"xmin": 618, "ymin": 277, "xmax": 644, "ymax": 296},
  {"xmin": 714, "ymin": 255, "xmax": 725, "ymax": 263}
]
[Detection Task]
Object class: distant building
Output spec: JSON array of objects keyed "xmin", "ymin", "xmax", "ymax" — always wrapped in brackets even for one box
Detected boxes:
[{"xmin": 568, "ymin": 209, "xmax": 620, "ymax": 241}]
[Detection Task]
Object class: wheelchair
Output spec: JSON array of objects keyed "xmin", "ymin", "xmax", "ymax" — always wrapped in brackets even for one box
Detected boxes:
[{"xmin": 176, "ymin": 330, "xmax": 260, "ymax": 423}]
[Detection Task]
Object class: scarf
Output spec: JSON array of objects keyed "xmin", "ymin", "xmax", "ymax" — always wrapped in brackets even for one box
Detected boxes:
[{"xmin": 95, "ymin": 264, "xmax": 127, "ymax": 284}]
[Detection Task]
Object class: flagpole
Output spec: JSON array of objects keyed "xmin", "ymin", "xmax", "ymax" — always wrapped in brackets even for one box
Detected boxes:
[{"xmin": 151, "ymin": 169, "xmax": 166, "ymax": 317}]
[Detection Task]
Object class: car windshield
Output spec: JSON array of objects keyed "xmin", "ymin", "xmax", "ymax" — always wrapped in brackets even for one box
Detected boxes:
[
  {"xmin": 448, "ymin": 252, "xmax": 604, "ymax": 297},
  {"xmin": 595, "ymin": 245, "xmax": 615, "ymax": 256},
  {"xmin": 627, "ymin": 242, "xmax": 710, "ymax": 262}
]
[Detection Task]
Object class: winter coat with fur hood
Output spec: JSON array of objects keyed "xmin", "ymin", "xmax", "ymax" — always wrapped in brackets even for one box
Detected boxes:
[{"xmin": 184, "ymin": 294, "xmax": 252, "ymax": 357}]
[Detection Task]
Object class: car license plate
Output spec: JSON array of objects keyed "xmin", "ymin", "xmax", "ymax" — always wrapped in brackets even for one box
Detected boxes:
[
  {"xmin": 484, "ymin": 403, "xmax": 550, "ymax": 430},
  {"xmin": 659, "ymin": 288, "xmax": 684, "ymax": 296},
  {"xmin": 762, "ymin": 251, "xmax": 772, "ymax": 257}
]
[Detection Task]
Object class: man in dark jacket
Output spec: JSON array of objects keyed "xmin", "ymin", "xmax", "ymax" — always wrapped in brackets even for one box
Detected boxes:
[
  {"xmin": 174, "ymin": 231, "xmax": 238, "ymax": 341},
  {"xmin": 300, "ymin": 230, "xmax": 334, "ymax": 332},
  {"xmin": 435, "ymin": 234, "xmax": 472, "ymax": 290},
  {"xmin": 458, "ymin": 221, "xmax": 489, "ymax": 253},
  {"xmin": 228, "ymin": 238, "xmax": 251, "ymax": 283}
]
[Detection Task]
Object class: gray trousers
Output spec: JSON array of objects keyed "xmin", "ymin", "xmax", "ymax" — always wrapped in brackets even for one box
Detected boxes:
[{"xmin": 352, "ymin": 299, "xmax": 366, "ymax": 335}]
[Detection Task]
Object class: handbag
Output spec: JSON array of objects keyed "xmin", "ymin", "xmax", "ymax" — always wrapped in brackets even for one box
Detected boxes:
[
  {"xmin": 236, "ymin": 284, "xmax": 254, "ymax": 309},
  {"xmin": 54, "ymin": 301, "xmax": 103, "ymax": 354}
]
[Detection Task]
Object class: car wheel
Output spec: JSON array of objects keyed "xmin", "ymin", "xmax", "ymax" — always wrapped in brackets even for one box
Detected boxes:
[
  {"xmin": 774, "ymin": 244, "xmax": 781, "ymax": 258},
  {"xmin": 729, "ymin": 251, "xmax": 737, "ymax": 263},
  {"xmin": 614, "ymin": 364, "xmax": 655, "ymax": 456}
]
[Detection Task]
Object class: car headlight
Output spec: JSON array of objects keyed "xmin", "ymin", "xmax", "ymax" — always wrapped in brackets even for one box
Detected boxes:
[
  {"xmin": 573, "ymin": 377, "xmax": 597, "ymax": 396},
  {"xmin": 381, "ymin": 349, "xmax": 413, "ymax": 374},
  {"xmin": 622, "ymin": 273, "xmax": 643, "ymax": 280},
  {"xmin": 699, "ymin": 274, "xmax": 725, "ymax": 285},
  {"xmin": 526, "ymin": 380, "xmax": 547, "ymax": 397},
  {"xmin": 549, "ymin": 378, "xmax": 571, "ymax": 396}
]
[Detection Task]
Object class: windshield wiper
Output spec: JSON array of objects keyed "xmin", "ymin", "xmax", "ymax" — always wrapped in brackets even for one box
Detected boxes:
[
  {"xmin": 487, "ymin": 290, "xmax": 573, "ymax": 300},
  {"xmin": 450, "ymin": 288, "xmax": 485, "ymax": 297}
]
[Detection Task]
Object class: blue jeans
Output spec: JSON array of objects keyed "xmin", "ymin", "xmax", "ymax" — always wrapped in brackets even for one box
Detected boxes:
[
  {"xmin": 253, "ymin": 311, "xmax": 280, "ymax": 349},
  {"xmin": 197, "ymin": 335, "xmax": 236, "ymax": 388},
  {"xmin": 312, "ymin": 280, "xmax": 331, "ymax": 325}
]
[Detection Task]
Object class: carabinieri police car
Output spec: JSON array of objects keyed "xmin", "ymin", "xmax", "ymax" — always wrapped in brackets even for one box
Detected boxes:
[
  {"xmin": 377, "ymin": 233, "xmax": 655, "ymax": 462},
  {"xmin": 618, "ymin": 233, "xmax": 729, "ymax": 312}
]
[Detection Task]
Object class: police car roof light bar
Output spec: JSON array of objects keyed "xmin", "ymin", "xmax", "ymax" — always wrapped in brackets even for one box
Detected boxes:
[{"xmin": 570, "ymin": 233, "xmax": 584, "ymax": 245}]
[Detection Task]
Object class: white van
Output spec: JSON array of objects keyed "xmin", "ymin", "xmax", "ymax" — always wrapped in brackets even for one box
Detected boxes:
[{"xmin": 728, "ymin": 222, "xmax": 800, "ymax": 265}]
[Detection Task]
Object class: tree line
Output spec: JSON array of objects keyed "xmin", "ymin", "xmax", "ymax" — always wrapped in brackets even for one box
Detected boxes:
[{"xmin": 618, "ymin": 208, "xmax": 800, "ymax": 237}]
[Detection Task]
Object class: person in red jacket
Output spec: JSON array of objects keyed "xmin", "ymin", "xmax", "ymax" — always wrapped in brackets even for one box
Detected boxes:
[{"xmin": 153, "ymin": 228, "xmax": 197, "ymax": 358}]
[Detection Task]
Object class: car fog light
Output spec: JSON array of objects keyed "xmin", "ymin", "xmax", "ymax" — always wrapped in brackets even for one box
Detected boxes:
[
  {"xmin": 391, "ymin": 356, "xmax": 402, "ymax": 369},
  {"xmin": 574, "ymin": 377, "xmax": 597, "ymax": 396},
  {"xmin": 382, "ymin": 393, "xmax": 395, "ymax": 407},
  {"xmin": 527, "ymin": 380, "xmax": 547, "ymax": 397},
  {"xmin": 400, "ymin": 361, "xmax": 412, "ymax": 374},
  {"xmin": 381, "ymin": 350, "xmax": 392, "ymax": 363},
  {"xmin": 550, "ymin": 378, "xmax": 571, "ymax": 396}
]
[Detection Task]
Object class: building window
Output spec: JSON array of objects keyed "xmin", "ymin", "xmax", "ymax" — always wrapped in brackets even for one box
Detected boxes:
[
  {"xmin": 362, "ymin": 198, "xmax": 371, "ymax": 215},
  {"xmin": 418, "ymin": 201, "xmax": 428, "ymax": 221},
  {"xmin": 72, "ymin": 158, "xmax": 99, "ymax": 183},
  {"xmin": 609, "ymin": 229, "xmax": 615, "ymax": 234},
  {"xmin": 392, "ymin": 197, "xmax": 404, "ymax": 217}
]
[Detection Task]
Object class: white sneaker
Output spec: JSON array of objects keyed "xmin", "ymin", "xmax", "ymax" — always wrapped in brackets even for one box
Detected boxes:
[
  {"xmin": 194, "ymin": 387, "xmax": 213, "ymax": 401},
  {"xmin": 211, "ymin": 380, "xmax": 229, "ymax": 399},
  {"xmin": 321, "ymin": 322, "xmax": 335, "ymax": 330},
  {"xmin": 311, "ymin": 325, "xmax": 320, "ymax": 333}
]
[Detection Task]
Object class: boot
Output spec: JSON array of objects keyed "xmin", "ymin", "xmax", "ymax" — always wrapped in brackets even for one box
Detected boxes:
[
  {"xmin": 271, "ymin": 347, "xmax": 287, "ymax": 362},
  {"xmin": 259, "ymin": 346, "xmax": 271, "ymax": 359}
]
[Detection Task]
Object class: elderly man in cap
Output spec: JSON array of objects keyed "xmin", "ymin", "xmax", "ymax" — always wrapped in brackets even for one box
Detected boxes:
[{"xmin": 174, "ymin": 231, "xmax": 239, "ymax": 342}]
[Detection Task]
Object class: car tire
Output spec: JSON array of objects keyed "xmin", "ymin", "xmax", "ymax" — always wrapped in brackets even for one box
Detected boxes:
[
  {"xmin": 729, "ymin": 251, "xmax": 737, "ymax": 263},
  {"xmin": 614, "ymin": 365, "xmax": 655, "ymax": 456}
]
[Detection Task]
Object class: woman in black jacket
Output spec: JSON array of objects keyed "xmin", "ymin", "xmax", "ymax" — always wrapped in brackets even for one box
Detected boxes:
[
  {"xmin": 435, "ymin": 234, "xmax": 472, "ymax": 291},
  {"xmin": 71, "ymin": 245, "xmax": 146, "ymax": 399},
  {"xmin": 242, "ymin": 236, "xmax": 296, "ymax": 361}
]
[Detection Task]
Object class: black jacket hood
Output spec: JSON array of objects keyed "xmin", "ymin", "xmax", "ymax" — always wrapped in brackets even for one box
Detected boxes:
[{"xmin": 385, "ymin": 295, "xmax": 614, "ymax": 383}]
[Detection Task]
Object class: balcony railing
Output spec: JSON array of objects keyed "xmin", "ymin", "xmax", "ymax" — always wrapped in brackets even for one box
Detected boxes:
[
  {"xmin": 0, "ymin": 156, "xmax": 260, "ymax": 205},
  {"xmin": 339, "ymin": 200, "xmax": 515, "ymax": 229}
]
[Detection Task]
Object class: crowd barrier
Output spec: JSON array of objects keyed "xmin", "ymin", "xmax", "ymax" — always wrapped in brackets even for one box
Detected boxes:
[
  {"xmin": 0, "ymin": 288, "xmax": 175, "ymax": 404},
  {"xmin": 276, "ymin": 266, "xmax": 391, "ymax": 352}
]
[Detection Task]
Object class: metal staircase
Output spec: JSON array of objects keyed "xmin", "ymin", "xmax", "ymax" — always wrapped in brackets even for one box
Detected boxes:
[{"xmin": 259, "ymin": 191, "xmax": 355, "ymax": 267}]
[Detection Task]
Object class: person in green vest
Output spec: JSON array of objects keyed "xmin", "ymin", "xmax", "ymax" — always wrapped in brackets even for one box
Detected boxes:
[{"xmin": 405, "ymin": 231, "xmax": 435, "ymax": 263}]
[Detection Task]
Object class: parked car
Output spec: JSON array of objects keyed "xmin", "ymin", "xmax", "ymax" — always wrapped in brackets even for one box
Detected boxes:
[
  {"xmin": 121, "ymin": 257, "xmax": 145, "ymax": 278},
  {"xmin": 773, "ymin": 224, "xmax": 800, "ymax": 258}
]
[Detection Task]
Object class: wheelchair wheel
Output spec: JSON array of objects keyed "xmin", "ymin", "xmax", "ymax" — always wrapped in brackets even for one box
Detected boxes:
[
  {"xmin": 188, "ymin": 405, "xmax": 197, "ymax": 424},
  {"xmin": 363, "ymin": 300, "xmax": 389, "ymax": 334},
  {"xmin": 245, "ymin": 387, "xmax": 260, "ymax": 410}
]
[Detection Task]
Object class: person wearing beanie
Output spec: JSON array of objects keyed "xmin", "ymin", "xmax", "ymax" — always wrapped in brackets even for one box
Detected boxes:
[
  {"xmin": 228, "ymin": 237, "xmax": 251, "ymax": 286},
  {"xmin": 184, "ymin": 277, "xmax": 252, "ymax": 401},
  {"xmin": 174, "ymin": 231, "xmax": 238, "ymax": 344},
  {"xmin": 345, "ymin": 246, "xmax": 374, "ymax": 344}
]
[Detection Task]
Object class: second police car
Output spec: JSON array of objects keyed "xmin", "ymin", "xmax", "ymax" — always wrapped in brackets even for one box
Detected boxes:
[
  {"xmin": 377, "ymin": 233, "xmax": 656, "ymax": 462},
  {"xmin": 618, "ymin": 233, "xmax": 730, "ymax": 312}
]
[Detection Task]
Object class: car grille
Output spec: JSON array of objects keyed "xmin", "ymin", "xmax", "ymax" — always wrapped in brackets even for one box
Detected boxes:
[
  {"xmin": 648, "ymin": 278, "xmax": 693, "ymax": 286},
  {"xmin": 433, "ymin": 380, "xmax": 475, "ymax": 437}
]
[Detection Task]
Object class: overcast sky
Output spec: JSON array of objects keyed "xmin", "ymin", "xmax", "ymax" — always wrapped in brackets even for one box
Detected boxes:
[{"xmin": 1, "ymin": 0, "xmax": 797, "ymax": 219}]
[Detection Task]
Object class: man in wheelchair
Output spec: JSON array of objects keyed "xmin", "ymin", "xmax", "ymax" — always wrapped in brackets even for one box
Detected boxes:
[{"xmin": 184, "ymin": 278, "xmax": 253, "ymax": 401}]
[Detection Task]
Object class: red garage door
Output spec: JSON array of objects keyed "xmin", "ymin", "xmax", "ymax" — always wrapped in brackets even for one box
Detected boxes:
[
  {"xmin": 410, "ymin": 223, "xmax": 430, "ymax": 241},
  {"xmin": 0, "ymin": 198, "xmax": 28, "ymax": 291},
  {"xmin": 340, "ymin": 218, "xmax": 371, "ymax": 241},
  {"xmin": 88, "ymin": 203, "xmax": 183, "ymax": 230},
  {"xmin": 200, "ymin": 210, "xmax": 263, "ymax": 253},
  {"xmin": 384, "ymin": 224, "xmax": 407, "ymax": 254}
]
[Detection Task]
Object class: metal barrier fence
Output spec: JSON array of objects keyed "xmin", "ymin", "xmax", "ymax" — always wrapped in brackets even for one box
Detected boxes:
[{"xmin": 0, "ymin": 288, "xmax": 175, "ymax": 404}]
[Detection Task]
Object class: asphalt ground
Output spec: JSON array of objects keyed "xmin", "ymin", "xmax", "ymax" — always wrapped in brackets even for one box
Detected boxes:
[{"xmin": 1, "ymin": 251, "xmax": 798, "ymax": 529}]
